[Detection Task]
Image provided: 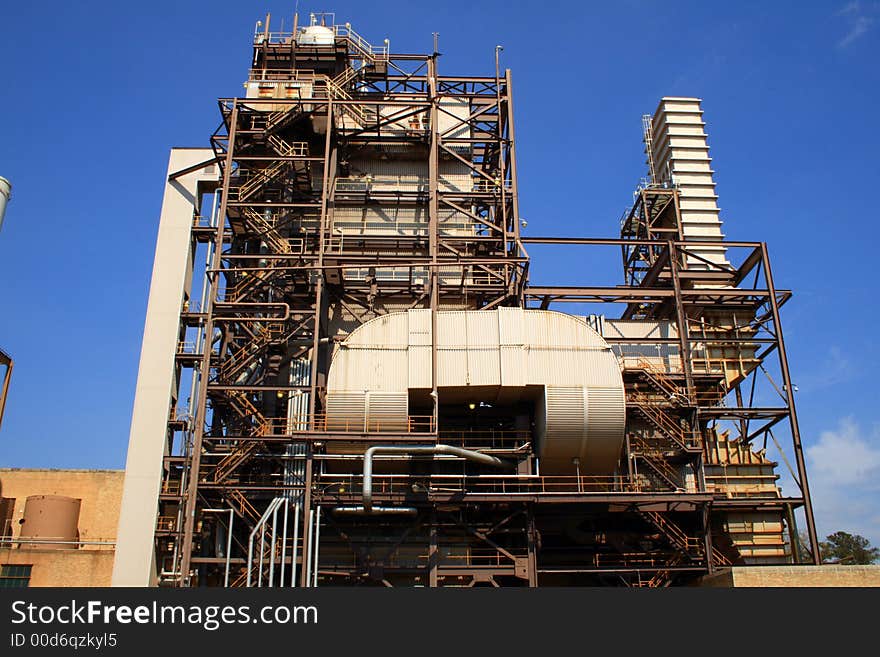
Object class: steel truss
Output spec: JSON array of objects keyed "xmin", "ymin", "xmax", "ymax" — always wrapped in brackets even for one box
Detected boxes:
[{"xmin": 153, "ymin": 24, "xmax": 818, "ymax": 588}]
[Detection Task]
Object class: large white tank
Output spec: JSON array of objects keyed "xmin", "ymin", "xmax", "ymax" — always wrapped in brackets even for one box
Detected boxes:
[{"xmin": 296, "ymin": 24, "xmax": 335, "ymax": 46}]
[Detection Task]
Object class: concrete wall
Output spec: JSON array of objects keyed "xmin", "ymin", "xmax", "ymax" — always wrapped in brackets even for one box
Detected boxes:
[
  {"xmin": 112, "ymin": 148, "xmax": 218, "ymax": 587},
  {"xmin": 700, "ymin": 565, "xmax": 880, "ymax": 587}
]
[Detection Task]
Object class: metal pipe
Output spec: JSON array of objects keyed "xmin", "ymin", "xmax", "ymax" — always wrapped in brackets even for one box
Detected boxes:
[
  {"xmin": 332, "ymin": 506, "xmax": 417, "ymax": 516},
  {"xmin": 362, "ymin": 445, "xmax": 508, "ymax": 513},
  {"xmin": 0, "ymin": 538, "xmax": 116, "ymax": 546},
  {"xmin": 202, "ymin": 508, "xmax": 234, "ymax": 587},
  {"xmin": 291, "ymin": 503, "xmax": 300, "ymax": 587},
  {"xmin": 312, "ymin": 506, "xmax": 321, "ymax": 587},
  {"xmin": 280, "ymin": 501, "xmax": 289, "ymax": 586},
  {"xmin": 304, "ymin": 509, "xmax": 314, "ymax": 587},
  {"xmin": 268, "ymin": 500, "xmax": 279, "ymax": 586},
  {"xmin": 257, "ymin": 519, "xmax": 265, "ymax": 587},
  {"xmin": 246, "ymin": 497, "xmax": 282, "ymax": 588}
]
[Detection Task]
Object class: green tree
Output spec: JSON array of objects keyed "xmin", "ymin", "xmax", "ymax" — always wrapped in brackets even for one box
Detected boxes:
[{"xmin": 819, "ymin": 531, "xmax": 880, "ymax": 565}]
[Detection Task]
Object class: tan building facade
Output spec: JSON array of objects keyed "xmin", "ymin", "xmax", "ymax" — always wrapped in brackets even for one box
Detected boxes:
[
  {"xmin": 0, "ymin": 468, "xmax": 123, "ymax": 587},
  {"xmin": 700, "ymin": 565, "xmax": 880, "ymax": 587}
]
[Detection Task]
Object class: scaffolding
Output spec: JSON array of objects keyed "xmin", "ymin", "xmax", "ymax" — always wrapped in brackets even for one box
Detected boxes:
[{"xmin": 145, "ymin": 13, "xmax": 818, "ymax": 588}]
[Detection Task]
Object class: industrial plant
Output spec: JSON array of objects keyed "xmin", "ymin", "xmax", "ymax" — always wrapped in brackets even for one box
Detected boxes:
[{"xmin": 110, "ymin": 13, "xmax": 824, "ymax": 587}]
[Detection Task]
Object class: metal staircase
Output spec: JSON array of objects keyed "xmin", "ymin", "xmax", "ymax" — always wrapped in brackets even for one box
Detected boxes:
[
  {"xmin": 630, "ymin": 435, "xmax": 683, "ymax": 490},
  {"xmin": 637, "ymin": 509, "xmax": 732, "ymax": 568},
  {"xmin": 629, "ymin": 396, "xmax": 696, "ymax": 451}
]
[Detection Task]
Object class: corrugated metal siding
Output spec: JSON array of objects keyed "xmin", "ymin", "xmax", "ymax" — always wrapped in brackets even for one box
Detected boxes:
[
  {"xmin": 540, "ymin": 386, "xmax": 587, "ymax": 467},
  {"xmin": 584, "ymin": 386, "xmax": 626, "ymax": 473},
  {"xmin": 408, "ymin": 310, "xmax": 432, "ymax": 389},
  {"xmin": 326, "ymin": 308, "xmax": 626, "ymax": 473},
  {"xmin": 365, "ymin": 391, "xmax": 408, "ymax": 431},
  {"xmin": 325, "ymin": 391, "xmax": 366, "ymax": 432},
  {"xmin": 332, "ymin": 310, "xmax": 623, "ymax": 390}
]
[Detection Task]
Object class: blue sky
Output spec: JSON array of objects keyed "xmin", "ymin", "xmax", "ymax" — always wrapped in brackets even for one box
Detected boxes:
[{"xmin": 1, "ymin": 1, "xmax": 878, "ymax": 545}]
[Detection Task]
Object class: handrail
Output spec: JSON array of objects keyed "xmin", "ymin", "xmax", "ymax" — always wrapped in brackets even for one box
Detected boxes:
[
  {"xmin": 317, "ymin": 473, "xmax": 638, "ymax": 495},
  {"xmin": 629, "ymin": 392, "xmax": 697, "ymax": 450},
  {"xmin": 630, "ymin": 435, "xmax": 683, "ymax": 489},
  {"xmin": 333, "ymin": 23, "xmax": 389, "ymax": 60},
  {"xmin": 256, "ymin": 414, "xmax": 436, "ymax": 434}
]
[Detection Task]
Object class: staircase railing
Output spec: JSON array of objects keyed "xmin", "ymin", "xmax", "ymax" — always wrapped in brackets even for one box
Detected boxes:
[
  {"xmin": 630, "ymin": 435, "xmax": 683, "ymax": 490},
  {"xmin": 240, "ymin": 208, "xmax": 293, "ymax": 254},
  {"xmin": 638, "ymin": 510, "xmax": 702, "ymax": 555},
  {"xmin": 629, "ymin": 393, "xmax": 696, "ymax": 451},
  {"xmin": 334, "ymin": 23, "xmax": 389, "ymax": 62},
  {"xmin": 633, "ymin": 356, "xmax": 687, "ymax": 403}
]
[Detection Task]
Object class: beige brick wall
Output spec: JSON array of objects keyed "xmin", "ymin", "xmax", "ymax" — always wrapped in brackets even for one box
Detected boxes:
[
  {"xmin": 0, "ymin": 469, "xmax": 122, "ymax": 587},
  {"xmin": 0, "ymin": 469, "xmax": 124, "ymax": 542},
  {"xmin": 0, "ymin": 548, "xmax": 115, "ymax": 587},
  {"xmin": 700, "ymin": 565, "xmax": 880, "ymax": 587}
]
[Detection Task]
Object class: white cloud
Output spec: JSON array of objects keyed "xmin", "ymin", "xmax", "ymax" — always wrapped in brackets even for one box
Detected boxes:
[
  {"xmin": 803, "ymin": 418, "xmax": 880, "ymax": 545},
  {"xmin": 837, "ymin": 2, "xmax": 877, "ymax": 48},
  {"xmin": 808, "ymin": 417, "xmax": 880, "ymax": 484}
]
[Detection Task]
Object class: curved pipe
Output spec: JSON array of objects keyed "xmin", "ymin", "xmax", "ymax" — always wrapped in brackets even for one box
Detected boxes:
[
  {"xmin": 363, "ymin": 445, "xmax": 508, "ymax": 513},
  {"xmin": 332, "ymin": 506, "xmax": 418, "ymax": 516}
]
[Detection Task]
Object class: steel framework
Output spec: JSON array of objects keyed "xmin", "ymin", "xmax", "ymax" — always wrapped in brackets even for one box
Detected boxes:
[{"xmin": 151, "ymin": 15, "xmax": 818, "ymax": 588}]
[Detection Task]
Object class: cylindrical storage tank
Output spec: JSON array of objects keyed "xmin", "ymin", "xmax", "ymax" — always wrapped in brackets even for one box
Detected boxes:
[
  {"xmin": 0, "ymin": 176, "xmax": 11, "ymax": 232},
  {"xmin": 296, "ymin": 25, "xmax": 334, "ymax": 46},
  {"xmin": 19, "ymin": 495, "xmax": 81, "ymax": 550}
]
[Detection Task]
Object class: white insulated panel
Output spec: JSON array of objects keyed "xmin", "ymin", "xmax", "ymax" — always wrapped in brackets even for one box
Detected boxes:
[
  {"xmin": 651, "ymin": 97, "xmax": 730, "ymax": 270},
  {"xmin": 326, "ymin": 309, "xmax": 626, "ymax": 473}
]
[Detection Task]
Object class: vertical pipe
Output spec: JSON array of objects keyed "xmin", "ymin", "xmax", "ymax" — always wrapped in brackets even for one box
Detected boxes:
[
  {"xmin": 312, "ymin": 506, "xmax": 322, "ymax": 587},
  {"xmin": 257, "ymin": 520, "xmax": 266, "ymax": 588},
  {"xmin": 624, "ymin": 434, "xmax": 634, "ymax": 490},
  {"xmin": 505, "ymin": 70, "xmax": 525, "ymax": 301},
  {"xmin": 280, "ymin": 500, "xmax": 289, "ymax": 585},
  {"xmin": 299, "ymin": 449, "xmax": 313, "ymax": 586},
  {"xmin": 249, "ymin": 498, "xmax": 280, "ymax": 588},
  {"xmin": 291, "ymin": 504, "xmax": 300, "ymax": 587},
  {"xmin": 246, "ymin": 531, "xmax": 255, "ymax": 588},
  {"xmin": 268, "ymin": 502, "xmax": 279, "ymax": 587},
  {"xmin": 304, "ymin": 509, "xmax": 314, "ymax": 587},
  {"xmin": 224, "ymin": 509, "xmax": 234, "ymax": 587}
]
